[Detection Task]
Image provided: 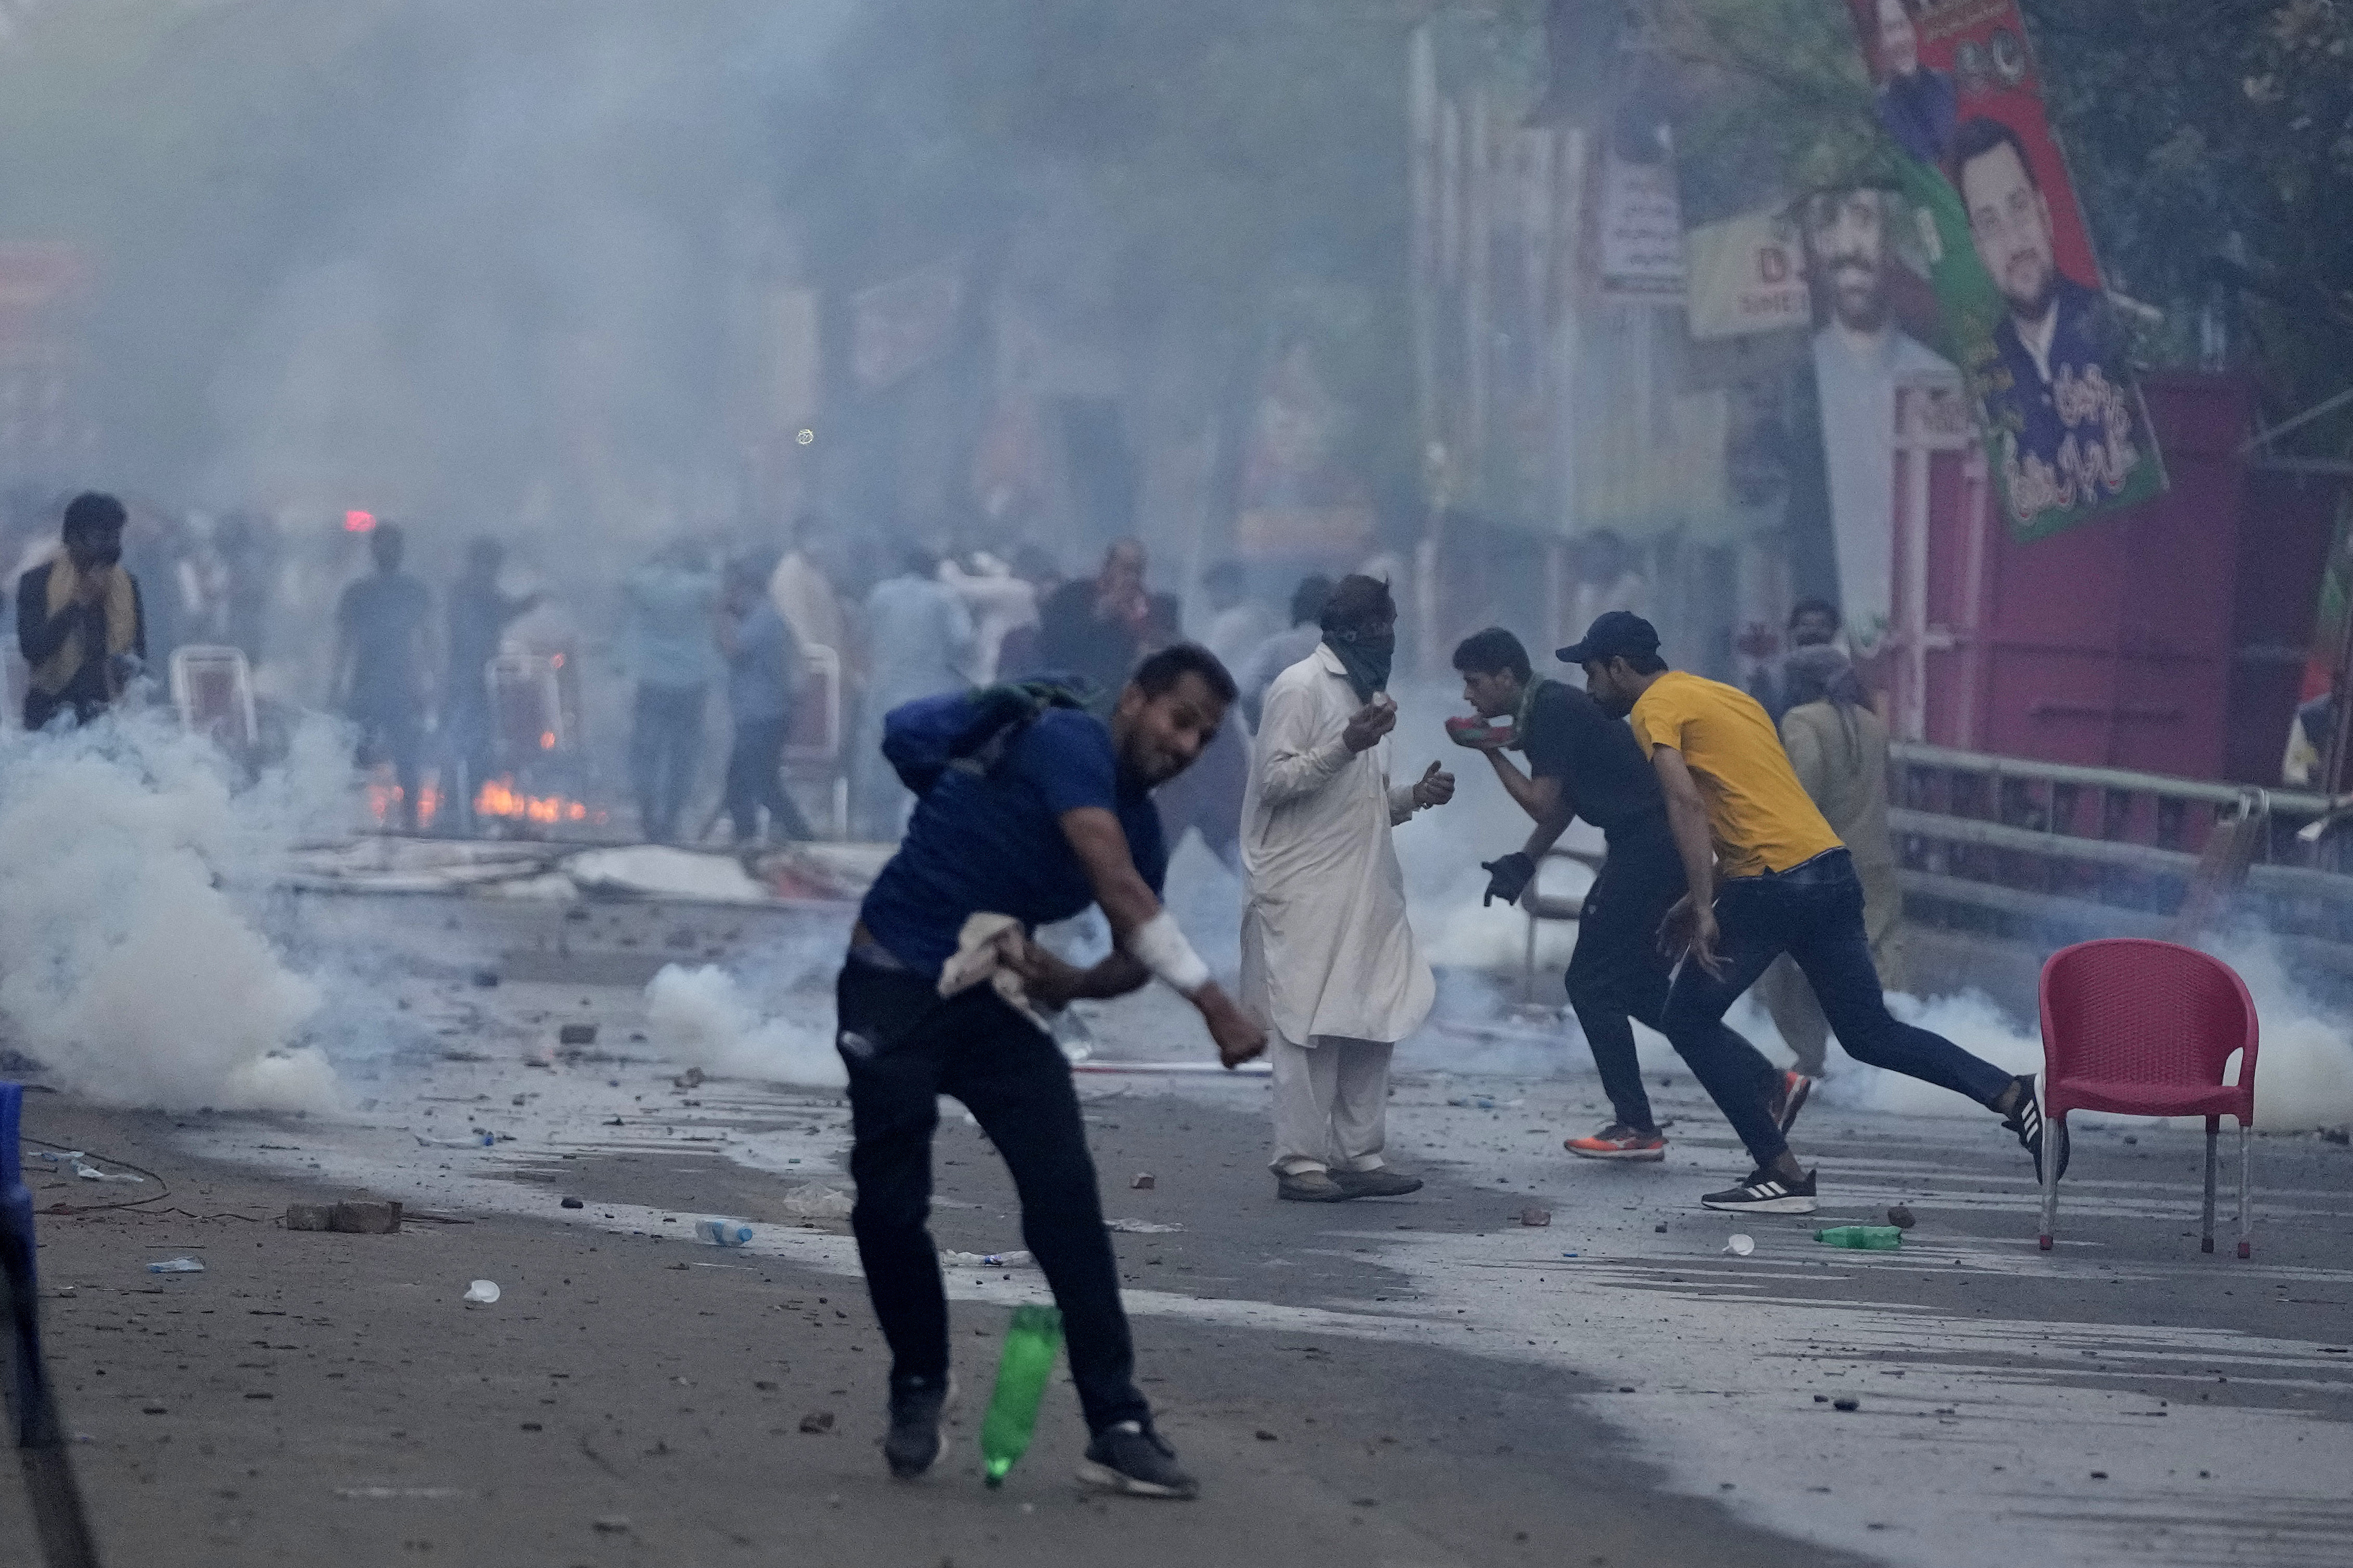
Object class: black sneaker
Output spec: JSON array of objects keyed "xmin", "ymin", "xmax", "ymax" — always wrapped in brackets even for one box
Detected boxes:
[
  {"xmin": 1699, "ymin": 1166, "xmax": 1818, "ymax": 1214},
  {"xmin": 2002, "ymin": 1074, "xmax": 2070, "ymax": 1182},
  {"xmin": 1077, "ymin": 1420, "xmax": 1198, "ymax": 1499},
  {"xmin": 882, "ymin": 1373, "xmax": 955, "ymax": 1480}
]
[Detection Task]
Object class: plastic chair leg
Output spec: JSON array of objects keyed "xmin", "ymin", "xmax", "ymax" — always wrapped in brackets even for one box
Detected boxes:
[
  {"xmin": 2237, "ymin": 1121, "xmax": 2253, "ymax": 1259},
  {"xmin": 2038, "ymin": 1110, "xmax": 2063, "ymax": 1250},
  {"xmin": 2201, "ymin": 1119, "xmax": 2218, "ymax": 1253}
]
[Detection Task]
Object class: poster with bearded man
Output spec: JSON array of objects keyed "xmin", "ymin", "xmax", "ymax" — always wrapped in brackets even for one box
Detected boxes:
[{"xmin": 1840, "ymin": 0, "xmax": 2164, "ymax": 541}]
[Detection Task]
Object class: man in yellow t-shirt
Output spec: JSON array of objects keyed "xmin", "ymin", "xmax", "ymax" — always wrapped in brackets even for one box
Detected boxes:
[{"xmin": 1561, "ymin": 611, "xmax": 2056, "ymax": 1214}]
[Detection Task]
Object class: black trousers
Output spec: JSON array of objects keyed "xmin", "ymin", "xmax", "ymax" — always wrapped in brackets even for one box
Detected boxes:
[
  {"xmin": 834, "ymin": 957, "xmax": 1149, "ymax": 1434},
  {"xmin": 723, "ymin": 714, "xmax": 814, "ymax": 842},
  {"xmin": 1566, "ymin": 833, "xmax": 1775, "ymax": 1134}
]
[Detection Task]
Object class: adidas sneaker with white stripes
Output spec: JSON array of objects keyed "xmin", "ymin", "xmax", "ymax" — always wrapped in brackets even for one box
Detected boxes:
[{"xmin": 1699, "ymin": 1167, "xmax": 1818, "ymax": 1214}]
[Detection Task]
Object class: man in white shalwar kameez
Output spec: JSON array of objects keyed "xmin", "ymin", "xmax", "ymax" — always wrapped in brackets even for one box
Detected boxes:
[{"xmin": 1241, "ymin": 574, "xmax": 1454, "ymax": 1202}]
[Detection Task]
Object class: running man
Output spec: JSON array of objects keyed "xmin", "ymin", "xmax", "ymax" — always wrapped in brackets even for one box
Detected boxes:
[
  {"xmin": 1565, "ymin": 611, "xmax": 2056, "ymax": 1213},
  {"xmin": 1451, "ymin": 627, "xmax": 1778, "ymax": 1162},
  {"xmin": 837, "ymin": 642, "xmax": 1263, "ymax": 1497}
]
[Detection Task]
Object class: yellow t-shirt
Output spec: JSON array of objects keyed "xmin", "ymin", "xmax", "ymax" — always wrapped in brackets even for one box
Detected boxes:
[{"xmin": 1629, "ymin": 670, "xmax": 1842, "ymax": 879}]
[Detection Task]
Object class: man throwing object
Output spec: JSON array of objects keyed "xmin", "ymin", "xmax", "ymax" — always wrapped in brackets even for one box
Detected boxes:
[{"xmin": 840, "ymin": 643, "xmax": 1264, "ymax": 1498}]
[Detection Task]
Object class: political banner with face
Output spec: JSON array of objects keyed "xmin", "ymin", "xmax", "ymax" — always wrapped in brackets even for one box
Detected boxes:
[{"xmin": 1841, "ymin": 0, "xmax": 2165, "ymax": 541}]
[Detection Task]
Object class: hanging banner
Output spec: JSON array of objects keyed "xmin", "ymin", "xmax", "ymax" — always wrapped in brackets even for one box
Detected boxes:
[{"xmin": 1840, "ymin": 0, "xmax": 2164, "ymax": 541}]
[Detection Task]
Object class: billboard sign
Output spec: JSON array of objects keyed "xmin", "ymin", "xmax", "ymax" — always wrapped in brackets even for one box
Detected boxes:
[{"xmin": 1840, "ymin": 0, "xmax": 2165, "ymax": 541}]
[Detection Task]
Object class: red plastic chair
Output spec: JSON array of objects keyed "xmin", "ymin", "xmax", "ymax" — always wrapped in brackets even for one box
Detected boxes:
[{"xmin": 2037, "ymin": 939, "xmax": 2259, "ymax": 1256}]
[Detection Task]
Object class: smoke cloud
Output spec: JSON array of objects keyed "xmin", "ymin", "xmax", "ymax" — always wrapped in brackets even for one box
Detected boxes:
[{"xmin": 0, "ymin": 709, "xmax": 345, "ymax": 1111}]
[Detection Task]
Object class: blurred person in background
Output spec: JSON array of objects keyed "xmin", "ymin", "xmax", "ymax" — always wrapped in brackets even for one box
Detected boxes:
[
  {"xmin": 1754, "ymin": 642, "xmax": 1906, "ymax": 1106},
  {"xmin": 622, "ymin": 539, "xmax": 720, "ymax": 843},
  {"xmin": 1038, "ymin": 537, "xmax": 1150, "ymax": 711},
  {"xmin": 1570, "ymin": 529, "xmax": 1648, "ymax": 634},
  {"xmin": 1243, "ymin": 574, "xmax": 1453, "ymax": 1202},
  {"xmin": 444, "ymin": 538, "xmax": 544, "ymax": 830},
  {"xmin": 1198, "ymin": 559, "xmax": 1277, "ymax": 676},
  {"xmin": 216, "ymin": 510, "xmax": 280, "ymax": 672},
  {"xmin": 1233, "ymin": 573, "xmax": 1331, "ymax": 731},
  {"xmin": 937, "ymin": 546, "xmax": 1040, "ymax": 685},
  {"xmin": 1748, "ymin": 597, "xmax": 1844, "ymax": 723},
  {"xmin": 857, "ymin": 541, "xmax": 973, "ymax": 837},
  {"xmin": 768, "ymin": 512, "xmax": 848, "ymax": 665},
  {"xmin": 990, "ymin": 544, "xmax": 1063, "ymax": 679},
  {"xmin": 332, "ymin": 521, "xmax": 435, "ymax": 828},
  {"xmin": 719, "ymin": 559, "xmax": 814, "ymax": 845},
  {"xmin": 19, "ymin": 491, "xmax": 146, "ymax": 731}
]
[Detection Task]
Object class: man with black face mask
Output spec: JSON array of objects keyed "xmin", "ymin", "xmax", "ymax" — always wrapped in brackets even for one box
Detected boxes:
[
  {"xmin": 1242, "ymin": 574, "xmax": 1454, "ymax": 1202},
  {"xmin": 18, "ymin": 491, "xmax": 146, "ymax": 730}
]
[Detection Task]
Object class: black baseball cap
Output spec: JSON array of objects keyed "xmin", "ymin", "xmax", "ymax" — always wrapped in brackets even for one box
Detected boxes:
[{"xmin": 1556, "ymin": 610, "xmax": 1660, "ymax": 666}]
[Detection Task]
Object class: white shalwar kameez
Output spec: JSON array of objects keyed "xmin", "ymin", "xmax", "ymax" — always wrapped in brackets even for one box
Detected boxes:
[{"xmin": 1240, "ymin": 644, "xmax": 1436, "ymax": 1175}]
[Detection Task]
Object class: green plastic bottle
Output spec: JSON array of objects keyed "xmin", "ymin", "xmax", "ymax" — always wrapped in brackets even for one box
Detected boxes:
[
  {"xmin": 979, "ymin": 1304, "xmax": 1065, "ymax": 1486},
  {"xmin": 1813, "ymin": 1225, "xmax": 1904, "ymax": 1250}
]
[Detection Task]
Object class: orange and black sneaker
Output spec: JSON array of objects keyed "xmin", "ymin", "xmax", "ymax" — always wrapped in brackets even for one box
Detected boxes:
[{"xmin": 1564, "ymin": 1124, "xmax": 1667, "ymax": 1162}]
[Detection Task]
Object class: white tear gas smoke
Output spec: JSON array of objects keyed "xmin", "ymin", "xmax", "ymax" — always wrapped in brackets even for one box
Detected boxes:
[
  {"xmin": 644, "ymin": 962, "xmax": 845, "ymax": 1090},
  {"xmin": 0, "ymin": 712, "xmax": 349, "ymax": 1112}
]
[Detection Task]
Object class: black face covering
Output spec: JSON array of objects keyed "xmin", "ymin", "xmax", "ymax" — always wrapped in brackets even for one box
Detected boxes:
[{"xmin": 1323, "ymin": 628, "xmax": 1395, "ymax": 705}]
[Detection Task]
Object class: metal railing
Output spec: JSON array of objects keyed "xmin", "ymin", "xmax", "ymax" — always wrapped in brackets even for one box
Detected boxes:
[{"xmin": 1890, "ymin": 742, "xmax": 2353, "ymax": 974}]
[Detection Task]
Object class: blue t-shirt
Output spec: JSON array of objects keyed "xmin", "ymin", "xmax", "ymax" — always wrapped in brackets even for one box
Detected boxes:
[{"xmin": 859, "ymin": 708, "xmax": 1166, "ymax": 974}]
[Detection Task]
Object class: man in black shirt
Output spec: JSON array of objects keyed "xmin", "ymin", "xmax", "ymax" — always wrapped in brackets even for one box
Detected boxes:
[
  {"xmin": 333, "ymin": 522, "xmax": 434, "ymax": 829},
  {"xmin": 18, "ymin": 492, "xmax": 146, "ymax": 730},
  {"xmin": 1451, "ymin": 627, "xmax": 1778, "ymax": 1160}
]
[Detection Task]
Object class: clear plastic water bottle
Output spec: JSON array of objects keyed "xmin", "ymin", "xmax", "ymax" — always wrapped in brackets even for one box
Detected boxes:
[
  {"xmin": 695, "ymin": 1218, "xmax": 753, "ymax": 1247},
  {"xmin": 1813, "ymin": 1225, "xmax": 1904, "ymax": 1250},
  {"xmin": 980, "ymin": 1304, "xmax": 1064, "ymax": 1486}
]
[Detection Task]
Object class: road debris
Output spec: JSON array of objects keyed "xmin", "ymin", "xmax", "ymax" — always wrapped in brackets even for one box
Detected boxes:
[
  {"xmin": 799, "ymin": 1411, "xmax": 835, "ymax": 1434},
  {"xmin": 1723, "ymin": 1234, "xmax": 1754, "ymax": 1256},
  {"xmin": 145, "ymin": 1257, "xmax": 204, "ymax": 1274},
  {"xmin": 1131, "ymin": 1172, "xmax": 1155, "ymax": 1189},
  {"xmin": 330, "ymin": 1199, "xmax": 403, "ymax": 1234},
  {"xmin": 560, "ymin": 1023, "xmax": 597, "ymax": 1046},
  {"xmin": 1887, "ymin": 1204, "xmax": 1917, "ymax": 1229},
  {"xmin": 778, "ymin": 1184, "xmax": 854, "ymax": 1218},
  {"xmin": 1519, "ymin": 1207, "xmax": 1551, "ymax": 1227},
  {"xmin": 1104, "ymin": 1218, "xmax": 1181, "ymax": 1234},
  {"xmin": 695, "ymin": 1218, "xmax": 754, "ymax": 1246},
  {"xmin": 463, "ymin": 1279, "xmax": 500, "ymax": 1304}
]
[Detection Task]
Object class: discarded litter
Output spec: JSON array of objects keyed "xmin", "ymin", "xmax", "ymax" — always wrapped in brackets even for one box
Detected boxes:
[
  {"xmin": 1104, "ymin": 1218, "xmax": 1181, "ymax": 1234},
  {"xmin": 799, "ymin": 1410, "xmax": 834, "ymax": 1434},
  {"xmin": 414, "ymin": 1131, "xmax": 495, "ymax": 1149},
  {"xmin": 73, "ymin": 1160, "xmax": 143, "ymax": 1184},
  {"xmin": 1519, "ymin": 1207, "xmax": 1551, "ymax": 1228},
  {"xmin": 695, "ymin": 1218, "xmax": 754, "ymax": 1247},
  {"xmin": 561, "ymin": 1197, "xmax": 584, "ymax": 1209},
  {"xmin": 981, "ymin": 1303, "xmax": 1065, "ymax": 1486},
  {"xmin": 1814, "ymin": 1225, "xmax": 1903, "ymax": 1250},
  {"xmin": 560, "ymin": 1023, "xmax": 598, "ymax": 1046},
  {"xmin": 1130, "ymin": 1172, "xmax": 1155, "ymax": 1190},
  {"xmin": 674, "ymin": 1066, "xmax": 706, "ymax": 1090},
  {"xmin": 941, "ymin": 1250, "xmax": 1034, "ymax": 1268},
  {"xmin": 778, "ymin": 1185, "xmax": 855, "ymax": 1219},
  {"xmin": 1723, "ymin": 1234, "xmax": 1755, "ymax": 1256},
  {"xmin": 1832, "ymin": 1397, "xmax": 1860, "ymax": 1412},
  {"xmin": 1886, "ymin": 1204, "xmax": 1917, "ymax": 1230},
  {"xmin": 1445, "ymin": 1095, "xmax": 1521, "ymax": 1110},
  {"xmin": 463, "ymin": 1280, "xmax": 501, "ymax": 1304},
  {"xmin": 146, "ymin": 1257, "xmax": 204, "ymax": 1274}
]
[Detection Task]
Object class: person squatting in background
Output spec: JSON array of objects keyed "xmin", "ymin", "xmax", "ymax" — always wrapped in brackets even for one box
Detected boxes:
[
  {"xmin": 837, "ymin": 643, "xmax": 1262, "ymax": 1498},
  {"xmin": 1243, "ymin": 574, "xmax": 1453, "ymax": 1203},
  {"xmin": 1752, "ymin": 642, "xmax": 1907, "ymax": 1098},
  {"xmin": 19, "ymin": 491, "xmax": 146, "ymax": 731},
  {"xmin": 1568, "ymin": 610, "xmax": 2060, "ymax": 1214},
  {"xmin": 1451, "ymin": 626, "xmax": 1778, "ymax": 1162},
  {"xmin": 333, "ymin": 521, "xmax": 434, "ymax": 829}
]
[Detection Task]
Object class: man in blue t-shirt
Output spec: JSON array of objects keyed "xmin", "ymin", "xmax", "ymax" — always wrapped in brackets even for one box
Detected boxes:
[{"xmin": 839, "ymin": 642, "xmax": 1262, "ymax": 1500}]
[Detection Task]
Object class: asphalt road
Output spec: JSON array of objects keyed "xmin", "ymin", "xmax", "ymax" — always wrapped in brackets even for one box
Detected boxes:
[{"xmin": 5, "ymin": 886, "xmax": 2350, "ymax": 1567}]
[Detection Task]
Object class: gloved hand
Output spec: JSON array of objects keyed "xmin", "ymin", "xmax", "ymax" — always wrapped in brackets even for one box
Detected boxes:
[{"xmin": 1480, "ymin": 851, "xmax": 1537, "ymax": 907}]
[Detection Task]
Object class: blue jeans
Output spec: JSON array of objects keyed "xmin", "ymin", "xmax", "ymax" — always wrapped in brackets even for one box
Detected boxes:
[{"xmin": 1661, "ymin": 848, "xmax": 2014, "ymax": 1167}]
